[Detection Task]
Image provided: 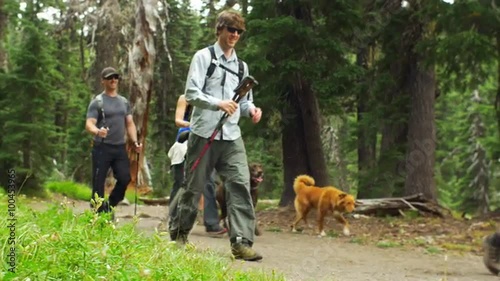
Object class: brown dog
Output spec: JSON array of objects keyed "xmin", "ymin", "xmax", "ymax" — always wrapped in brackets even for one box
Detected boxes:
[
  {"xmin": 291, "ymin": 174, "xmax": 355, "ymax": 237},
  {"xmin": 216, "ymin": 163, "xmax": 264, "ymax": 236}
]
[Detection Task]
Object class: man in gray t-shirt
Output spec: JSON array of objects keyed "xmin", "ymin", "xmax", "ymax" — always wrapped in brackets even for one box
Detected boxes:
[
  {"xmin": 87, "ymin": 93, "xmax": 131, "ymax": 145},
  {"xmin": 85, "ymin": 67, "xmax": 142, "ymax": 215}
]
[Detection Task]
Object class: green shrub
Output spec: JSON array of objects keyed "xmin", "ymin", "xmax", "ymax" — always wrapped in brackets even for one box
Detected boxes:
[
  {"xmin": 0, "ymin": 197, "xmax": 284, "ymax": 281},
  {"xmin": 45, "ymin": 181, "xmax": 141, "ymax": 205},
  {"xmin": 376, "ymin": 240, "xmax": 401, "ymax": 248},
  {"xmin": 45, "ymin": 181, "xmax": 92, "ymax": 201}
]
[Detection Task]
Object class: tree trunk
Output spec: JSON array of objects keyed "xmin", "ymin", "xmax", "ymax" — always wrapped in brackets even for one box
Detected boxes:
[
  {"xmin": 468, "ymin": 90, "xmax": 490, "ymax": 214},
  {"xmin": 400, "ymin": 2, "xmax": 437, "ymax": 201},
  {"xmin": 495, "ymin": 33, "xmax": 500, "ymax": 142},
  {"xmin": 295, "ymin": 75, "xmax": 329, "ymax": 185},
  {"xmin": 224, "ymin": 0, "xmax": 237, "ymax": 9},
  {"xmin": 89, "ymin": 0, "xmax": 122, "ymax": 95},
  {"xmin": 404, "ymin": 61, "xmax": 437, "ymax": 201},
  {"xmin": 280, "ymin": 88, "xmax": 309, "ymax": 207},
  {"xmin": 240, "ymin": 0, "xmax": 249, "ymax": 16},
  {"xmin": 277, "ymin": 0, "xmax": 329, "ymax": 207},
  {"xmin": 127, "ymin": 0, "xmax": 158, "ymax": 193},
  {"xmin": 280, "ymin": 75, "xmax": 329, "ymax": 206},
  {"xmin": 356, "ymin": 46, "xmax": 377, "ymax": 198}
]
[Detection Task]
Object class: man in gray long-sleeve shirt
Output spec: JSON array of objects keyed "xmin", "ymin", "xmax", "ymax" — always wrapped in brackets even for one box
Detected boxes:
[{"xmin": 168, "ymin": 10, "xmax": 263, "ymax": 261}]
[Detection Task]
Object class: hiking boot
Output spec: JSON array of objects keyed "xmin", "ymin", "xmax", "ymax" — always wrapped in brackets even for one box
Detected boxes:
[
  {"xmin": 231, "ymin": 243, "xmax": 263, "ymax": 261},
  {"xmin": 95, "ymin": 206, "xmax": 115, "ymax": 222},
  {"xmin": 206, "ymin": 226, "xmax": 228, "ymax": 237},
  {"xmin": 102, "ymin": 211, "xmax": 115, "ymax": 222},
  {"xmin": 170, "ymin": 230, "xmax": 189, "ymax": 245},
  {"xmin": 483, "ymin": 233, "xmax": 500, "ymax": 275}
]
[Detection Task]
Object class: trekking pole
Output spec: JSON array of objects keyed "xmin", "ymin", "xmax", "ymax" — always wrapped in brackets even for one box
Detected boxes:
[
  {"xmin": 134, "ymin": 151, "xmax": 139, "ymax": 216},
  {"xmin": 190, "ymin": 76, "xmax": 258, "ymax": 172}
]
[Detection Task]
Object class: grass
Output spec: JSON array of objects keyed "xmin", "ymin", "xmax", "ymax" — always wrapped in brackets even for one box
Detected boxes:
[
  {"xmin": 409, "ymin": 237, "xmax": 428, "ymax": 247},
  {"xmin": 440, "ymin": 243, "xmax": 473, "ymax": 252},
  {"xmin": 265, "ymin": 227, "xmax": 282, "ymax": 233},
  {"xmin": 425, "ymin": 246, "xmax": 444, "ymax": 254},
  {"xmin": 45, "ymin": 181, "xmax": 92, "ymax": 201},
  {"xmin": 0, "ymin": 195, "xmax": 285, "ymax": 281},
  {"xmin": 349, "ymin": 236, "xmax": 368, "ymax": 245},
  {"xmin": 45, "ymin": 181, "xmax": 142, "ymax": 205},
  {"xmin": 255, "ymin": 200, "xmax": 279, "ymax": 212},
  {"xmin": 376, "ymin": 240, "xmax": 402, "ymax": 248},
  {"xmin": 326, "ymin": 230, "xmax": 340, "ymax": 238}
]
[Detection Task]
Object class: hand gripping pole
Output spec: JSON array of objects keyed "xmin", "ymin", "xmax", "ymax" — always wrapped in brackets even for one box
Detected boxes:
[{"xmin": 190, "ymin": 76, "xmax": 258, "ymax": 172}]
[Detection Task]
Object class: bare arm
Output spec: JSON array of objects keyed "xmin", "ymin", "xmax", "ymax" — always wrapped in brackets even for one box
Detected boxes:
[
  {"xmin": 126, "ymin": 115, "xmax": 138, "ymax": 143},
  {"xmin": 86, "ymin": 118, "xmax": 110, "ymax": 138},
  {"xmin": 86, "ymin": 118, "xmax": 99, "ymax": 136},
  {"xmin": 85, "ymin": 100, "xmax": 108, "ymax": 137},
  {"xmin": 175, "ymin": 95, "xmax": 190, "ymax": 128}
]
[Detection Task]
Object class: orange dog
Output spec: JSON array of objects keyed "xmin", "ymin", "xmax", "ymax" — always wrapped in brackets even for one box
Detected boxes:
[{"xmin": 291, "ymin": 174, "xmax": 356, "ymax": 236}]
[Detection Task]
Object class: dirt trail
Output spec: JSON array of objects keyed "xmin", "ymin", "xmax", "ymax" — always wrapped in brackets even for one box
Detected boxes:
[{"xmin": 30, "ymin": 199, "xmax": 496, "ymax": 281}]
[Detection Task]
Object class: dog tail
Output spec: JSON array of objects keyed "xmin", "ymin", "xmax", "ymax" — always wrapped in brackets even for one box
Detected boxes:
[{"xmin": 293, "ymin": 174, "xmax": 315, "ymax": 194}]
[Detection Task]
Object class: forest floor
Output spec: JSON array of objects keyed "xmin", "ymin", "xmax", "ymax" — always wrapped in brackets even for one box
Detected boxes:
[{"xmin": 28, "ymin": 196, "xmax": 500, "ymax": 281}]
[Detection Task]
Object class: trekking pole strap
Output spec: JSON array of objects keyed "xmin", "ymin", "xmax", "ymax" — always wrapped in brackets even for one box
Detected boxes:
[{"xmin": 211, "ymin": 59, "xmax": 240, "ymax": 77}]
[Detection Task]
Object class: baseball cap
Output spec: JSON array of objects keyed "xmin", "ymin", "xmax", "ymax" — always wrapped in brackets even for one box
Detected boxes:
[{"xmin": 101, "ymin": 67, "xmax": 120, "ymax": 79}]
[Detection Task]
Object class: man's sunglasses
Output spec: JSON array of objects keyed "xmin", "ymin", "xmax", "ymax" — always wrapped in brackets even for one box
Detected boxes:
[
  {"xmin": 104, "ymin": 74, "xmax": 120, "ymax": 80},
  {"xmin": 226, "ymin": 26, "xmax": 244, "ymax": 35}
]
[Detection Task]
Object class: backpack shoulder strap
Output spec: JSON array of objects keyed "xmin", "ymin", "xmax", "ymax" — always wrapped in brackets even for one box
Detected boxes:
[
  {"xmin": 95, "ymin": 93, "xmax": 104, "ymax": 109},
  {"xmin": 94, "ymin": 93, "xmax": 105, "ymax": 125},
  {"xmin": 206, "ymin": 45, "xmax": 217, "ymax": 80},
  {"xmin": 237, "ymin": 59, "xmax": 244, "ymax": 82},
  {"xmin": 94, "ymin": 93, "xmax": 127, "ymax": 125},
  {"xmin": 206, "ymin": 45, "xmax": 244, "ymax": 81}
]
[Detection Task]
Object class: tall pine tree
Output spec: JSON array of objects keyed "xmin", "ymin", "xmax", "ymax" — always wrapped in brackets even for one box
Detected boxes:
[{"xmin": 0, "ymin": 0, "xmax": 60, "ymax": 193}]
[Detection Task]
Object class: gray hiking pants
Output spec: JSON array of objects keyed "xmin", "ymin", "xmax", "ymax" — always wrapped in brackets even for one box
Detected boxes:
[{"xmin": 169, "ymin": 133, "xmax": 255, "ymax": 245}]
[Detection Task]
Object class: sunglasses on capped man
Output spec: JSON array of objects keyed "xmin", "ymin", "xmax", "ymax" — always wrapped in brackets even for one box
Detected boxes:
[{"xmin": 104, "ymin": 74, "xmax": 120, "ymax": 80}]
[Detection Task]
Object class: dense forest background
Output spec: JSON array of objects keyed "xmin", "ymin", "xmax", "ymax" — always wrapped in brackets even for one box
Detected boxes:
[{"xmin": 0, "ymin": 0, "xmax": 499, "ymax": 216}]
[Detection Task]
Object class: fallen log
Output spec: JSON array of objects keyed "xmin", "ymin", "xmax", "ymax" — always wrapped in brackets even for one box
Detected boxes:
[
  {"xmin": 139, "ymin": 197, "xmax": 169, "ymax": 206},
  {"xmin": 354, "ymin": 193, "xmax": 451, "ymax": 217}
]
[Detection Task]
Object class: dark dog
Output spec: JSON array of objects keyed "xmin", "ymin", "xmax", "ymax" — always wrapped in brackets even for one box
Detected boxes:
[
  {"xmin": 483, "ymin": 232, "xmax": 500, "ymax": 275},
  {"xmin": 216, "ymin": 163, "xmax": 264, "ymax": 236}
]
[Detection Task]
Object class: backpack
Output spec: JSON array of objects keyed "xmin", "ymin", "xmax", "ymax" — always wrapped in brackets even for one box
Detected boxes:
[
  {"xmin": 94, "ymin": 92, "xmax": 129, "ymax": 127},
  {"xmin": 205, "ymin": 45, "xmax": 244, "ymax": 82}
]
